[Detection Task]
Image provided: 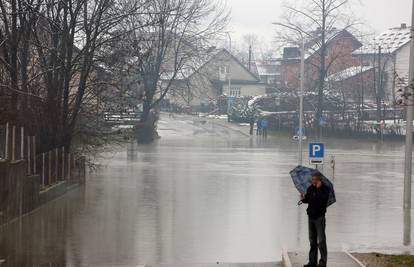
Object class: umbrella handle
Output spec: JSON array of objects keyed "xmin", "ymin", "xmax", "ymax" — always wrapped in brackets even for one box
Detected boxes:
[{"xmin": 297, "ymin": 200, "xmax": 303, "ymax": 206}]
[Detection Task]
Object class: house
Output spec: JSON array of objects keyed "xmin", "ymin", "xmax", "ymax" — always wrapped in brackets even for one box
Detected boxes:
[
  {"xmin": 326, "ymin": 65, "xmax": 375, "ymax": 106},
  {"xmin": 256, "ymin": 59, "xmax": 282, "ymax": 93},
  {"xmin": 352, "ymin": 23, "xmax": 411, "ymax": 103},
  {"xmin": 280, "ymin": 29, "xmax": 362, "ymax": 92},
  {"xmin": 167, "ymin": 48, "xmax": 266, "ymax": 108},
  {"xmin": 280, "ymin": 47, "xmax": 301, "ymax": 91}
]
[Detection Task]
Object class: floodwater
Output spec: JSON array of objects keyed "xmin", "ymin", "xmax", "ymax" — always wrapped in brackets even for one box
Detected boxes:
[{"xmin": 0, "ymin": 115, "xmax": 413, "ymax": 266}]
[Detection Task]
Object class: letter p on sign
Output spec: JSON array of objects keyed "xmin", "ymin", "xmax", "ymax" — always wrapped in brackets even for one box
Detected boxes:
[
  {"xmin": 312, "ymin": 145, "xmax": 320, "ymax": 156},
  {"xmin": 309, "ymin": 143, "xmax": 324, "ymax": 159}
]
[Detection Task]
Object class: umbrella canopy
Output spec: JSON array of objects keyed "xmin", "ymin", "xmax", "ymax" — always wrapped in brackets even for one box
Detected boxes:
[{"xmin": 289, "ymin": 165, "xmax": 336, "ymax": 207}]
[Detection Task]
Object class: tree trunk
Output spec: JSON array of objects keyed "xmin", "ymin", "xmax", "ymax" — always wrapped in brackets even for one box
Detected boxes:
[{"xmin": 136, "ymin": 95, "xmax": 158, "ymax": 144}]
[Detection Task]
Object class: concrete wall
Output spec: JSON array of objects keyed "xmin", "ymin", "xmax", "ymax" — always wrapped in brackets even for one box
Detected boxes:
[{"xmin": 0, "ymin": 157, "xmax": 85, "ymax": 226}]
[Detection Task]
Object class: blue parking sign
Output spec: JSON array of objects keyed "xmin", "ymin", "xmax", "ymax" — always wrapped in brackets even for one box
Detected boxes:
[{"xmin": 309, "ymin": 143, "xmax": 324, "ymax": 158}]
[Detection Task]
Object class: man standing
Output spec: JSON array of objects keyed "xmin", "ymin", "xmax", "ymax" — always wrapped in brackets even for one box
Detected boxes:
[
  {"xmin": 256, "ymin": 118, "xmax": 262, "ymax": 136},
  {"xmin": 261, "ymin": 118, "xmax": 269, "ymax": 137},
  {"xmin": 301, "ymin": 172, "xmax": 330, "ymax": 267},
  {"xmin": 249, "ymin": 117, "xmax": 255, "ymax": 135}
]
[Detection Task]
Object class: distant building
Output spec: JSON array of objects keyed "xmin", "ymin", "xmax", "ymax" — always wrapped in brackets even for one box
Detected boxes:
[
  {"xmin": 352, "ymin": 23, "xmax": 411, "ymax": 103},
  {"xmin": 280, "ymin": 29, "xmax": 362, "ymax": 92},
  {"xmin": 326, "ymin": 65, "xmax": 375, "ymax": 106},
  {"xmin": 256, "ymin": 59, "xmax": 282, "ymax": 93},
  {"xmin": 280, "ymin": 47, "xmax": 301, "ymax": 91},
  {"xmin": 167, "ymin": 48, "xmax": 266, "ymax": 108}
]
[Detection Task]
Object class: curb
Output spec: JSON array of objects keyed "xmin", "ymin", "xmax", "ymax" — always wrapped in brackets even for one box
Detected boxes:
[
  {"xmin": 343, "ymin": 250, "xmax": 366, "ymax": 267},
  {"xmin": 282, "ymin": 247, "xmax": 293, "ymax": 267}
]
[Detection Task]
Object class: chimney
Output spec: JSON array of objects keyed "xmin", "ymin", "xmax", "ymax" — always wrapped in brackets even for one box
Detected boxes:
[{"xmin": 401, "ymin": 23, "xmax": 407, "ymax": 29}]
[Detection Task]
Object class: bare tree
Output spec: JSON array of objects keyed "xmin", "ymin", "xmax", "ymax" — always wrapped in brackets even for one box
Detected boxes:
[
  {"xmin": 113, "ymin": 0, "xmax": 229, "ymax": 143},
  {"xmin": 0, "ymin": 0, "xmax": 146, "ymax": 152},
  {"xmin": 276, "ymin": 0, "xmax": 358, "ymax": 135}
]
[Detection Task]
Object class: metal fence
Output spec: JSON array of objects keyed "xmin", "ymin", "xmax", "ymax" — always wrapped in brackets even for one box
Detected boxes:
[{"xmin": 0, "ymin": 123, "xmax": 83, "ymax": 189}]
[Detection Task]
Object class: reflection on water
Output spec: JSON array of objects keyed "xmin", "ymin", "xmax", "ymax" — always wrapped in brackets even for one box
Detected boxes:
[
  {"xmin": 127, "ymin": 138, "xmax": 138, "ymax": 161},
  {"xmin": 0, "ymin": 187, "xmax": 86, "ymax": 267},
  {"xmin": 0, "ymin": 117, "xmax": 413, "ymax": 266}
]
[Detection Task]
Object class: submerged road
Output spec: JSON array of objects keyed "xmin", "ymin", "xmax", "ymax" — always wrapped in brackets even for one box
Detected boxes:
[{"xmin": 0, "ymin": 115, "xmax": 413, "ymax": 266}]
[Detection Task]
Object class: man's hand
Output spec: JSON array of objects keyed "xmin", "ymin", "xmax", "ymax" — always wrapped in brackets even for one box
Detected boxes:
[{"xmin": 300, "ymin": 193, "xmax": 305, "ymax": 200}]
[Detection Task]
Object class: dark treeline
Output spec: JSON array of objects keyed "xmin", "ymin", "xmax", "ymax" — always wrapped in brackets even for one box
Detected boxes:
[{"xmin": 0, "ymin": 0, "xmax": 228, "ymax": 151}]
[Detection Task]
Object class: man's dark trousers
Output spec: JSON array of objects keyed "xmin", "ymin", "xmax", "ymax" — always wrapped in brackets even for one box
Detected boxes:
[{"xmin": 308, "ymin": 215, "xmax": 327, "ymax": 265}]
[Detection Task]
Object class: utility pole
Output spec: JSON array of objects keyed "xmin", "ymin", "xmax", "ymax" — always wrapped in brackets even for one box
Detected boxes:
[
  {"xmin": 378, "ymin": 46, "xmax": 383, "ymax": 141},
  {"xmin": 359, "ymin": 54, "xmax": 365, "ymax": 129},
  {"xmin": 226, "ymin": 32, "xmax": 232, "ymax": 122},
  {"xmin": 404, "ymin": 0, "xmax": 414, "ymax": 211},
  {"xmin": 248, "ymin": 45, "xmax": 252, "ymax": 71}
]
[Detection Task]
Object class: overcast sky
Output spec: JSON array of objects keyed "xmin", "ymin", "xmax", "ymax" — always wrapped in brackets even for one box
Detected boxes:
[{"xmin": 225, "ymin": 0, "xmax": 412, "ymax": 54}]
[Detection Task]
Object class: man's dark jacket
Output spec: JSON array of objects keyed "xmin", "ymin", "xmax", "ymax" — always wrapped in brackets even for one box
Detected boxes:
[{"xmin": 302, "ymin": 184, "xmax": 330, "ymax": 219}]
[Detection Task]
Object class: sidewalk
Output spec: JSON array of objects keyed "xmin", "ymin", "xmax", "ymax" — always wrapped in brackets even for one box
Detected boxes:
[{"xmin": 283, "ymin": 251, "xmax": 364, "ymax": 267}]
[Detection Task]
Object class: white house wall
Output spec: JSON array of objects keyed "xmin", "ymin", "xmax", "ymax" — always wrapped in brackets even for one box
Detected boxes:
[
  {"xmin": 222, "ymin": 83, "xmax": 266, "ymax": 97},
  {"xmin": 395, "ymin": 43, "xmax": 410, "ymax": 83}
]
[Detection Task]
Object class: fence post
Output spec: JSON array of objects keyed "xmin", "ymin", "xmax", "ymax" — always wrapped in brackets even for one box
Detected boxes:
[
  {"xmin": 33, "ymin": 136, "xmax": 36, "ymax": 174},
  {"xmin": 27, "ymin": 136, "xmax": 31, "ymax": 175},
  {"xmin": 62, "ymin": 147, "xmax": 65, "ymax": 181},
  {"xmin": 5, "ymin": 122, "xmax": 9, "ymax": 159},
  {"xmin": 42, "ymin": 153, "xmax": 45, "ymax": 187},
  {"xmin": 55, "ymin": 148, "xmax": 58, "ymax": 181},
  {"xmin": 20, "ymin": 127, "xmax": 24, "ymax": 160},
  {"xmin": 48, "ymin": 150, "xmax": 52, "ymax": 185},
  {"xmin": 11, "ymin": 125, "xmax": 15, "ymax": 161}
]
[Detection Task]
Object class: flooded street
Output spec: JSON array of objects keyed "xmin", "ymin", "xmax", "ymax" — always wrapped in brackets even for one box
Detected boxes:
[{"xmin": 0, "ymin": 115, "xmax": 413, "ymax": 266}]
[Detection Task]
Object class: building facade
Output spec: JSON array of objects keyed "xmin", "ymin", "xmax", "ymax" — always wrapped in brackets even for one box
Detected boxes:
[
  {"xmin": 167, "ymin": 49, "xmax": 266, "ymax": 108},
  {"xmin": 352, "ymin": 24, "xmax": 411, "ymax": 104}
]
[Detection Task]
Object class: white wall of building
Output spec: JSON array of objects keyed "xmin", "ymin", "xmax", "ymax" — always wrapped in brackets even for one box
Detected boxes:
[
  {"xmin": 222, "ymin": 83, "xmax": 266, "ymax": 97},
  {"xmin": 395, "ymin": 43, "xmax": 410, "ymax": 82}
]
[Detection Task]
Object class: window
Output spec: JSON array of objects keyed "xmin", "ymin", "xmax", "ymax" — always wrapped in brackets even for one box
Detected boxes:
[
  {"xmin": 219, "ymin": 66, "xmax": 229, "ymax": 81},
  {"xmin": 230, "ymin": 87, "xmax": 241, "ymax": 97},
  {"xmin": 219, "ymin": 66, "xmax": 229, "ymax": 74},
  {"xmin": 268, "ymin": 78, "xmax": 276, "ymax": 84}
]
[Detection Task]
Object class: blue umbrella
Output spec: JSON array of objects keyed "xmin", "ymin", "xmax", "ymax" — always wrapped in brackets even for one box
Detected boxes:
[{"xmin": 289, "ymin": 165, "xmax": 336, "ymax": 207}]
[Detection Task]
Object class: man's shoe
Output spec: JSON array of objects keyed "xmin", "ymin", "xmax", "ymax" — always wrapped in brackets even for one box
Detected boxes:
[
  {"xmin": 317, "ymin": 264, "xmax": 326, "ymax": 267},
  {"xmin": 303, "ymin": 264, "xmax": 317, "ymax": 267}
]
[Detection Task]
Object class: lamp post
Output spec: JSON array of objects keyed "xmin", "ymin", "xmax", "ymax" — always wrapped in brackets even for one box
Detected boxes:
[
  {"xmin": 404, "ymin": 0, "xmax": 414, "ymax": 211},
  {"xmin": 226, "ymin": 32, "xmax": 232, "ymax": 122},
  {"xmin": 273, "ymin": 23, "xmax": 305, "ymax": 165}
]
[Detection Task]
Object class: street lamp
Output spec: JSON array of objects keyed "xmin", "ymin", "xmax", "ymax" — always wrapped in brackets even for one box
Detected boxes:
[{"xmin": 273, "ymin": 23, "xmax": 306, "ymax": 165}]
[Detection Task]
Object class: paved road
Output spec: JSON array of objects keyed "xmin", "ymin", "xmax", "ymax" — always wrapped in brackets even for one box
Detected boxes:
[
  {"xmin": 288, "ymin": 252, "xmax": 361, "ymax": 267},
  {"xmin": 0, "ymin": 115, "xmax": 412, "ymax": 266}
]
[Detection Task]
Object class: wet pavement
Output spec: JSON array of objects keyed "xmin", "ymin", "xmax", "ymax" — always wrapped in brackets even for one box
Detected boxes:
[
  {"xmin": 287, "ymin": 251, "xmax": 361, "ymax": 267},
  {"xmin": 0, "ymin": 115, "xmax": 413, "ymax": 266}
]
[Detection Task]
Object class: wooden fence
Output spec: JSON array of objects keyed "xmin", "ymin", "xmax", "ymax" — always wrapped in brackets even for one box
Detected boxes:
[{"xmin": 0, "ymin": 123, "xmax": 83, "ymax": 189}]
